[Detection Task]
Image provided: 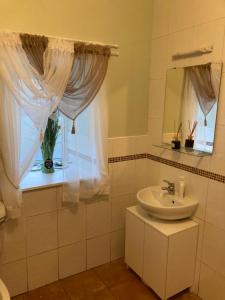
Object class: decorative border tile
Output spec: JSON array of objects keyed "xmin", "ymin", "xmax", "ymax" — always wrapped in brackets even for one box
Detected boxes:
[
  {"xmin": 108, "ymin": 153, "xmax": 225, "ymax": 184},
  {"xmin": 108, "ymin": 153, "xmax": 146, "ymax": 163}
]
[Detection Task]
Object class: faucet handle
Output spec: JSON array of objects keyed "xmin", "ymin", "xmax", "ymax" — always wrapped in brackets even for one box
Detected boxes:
[{"xmin": 163, "ymin": 179, "xmax": 173, "ymax": 186}]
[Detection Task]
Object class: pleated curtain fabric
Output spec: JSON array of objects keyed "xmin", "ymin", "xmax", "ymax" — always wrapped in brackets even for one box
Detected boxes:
[
  {"xmin": 59, "ymin": 43, "xmax": 111, "ymax": 124},
  {"xmin": 0, "ymin": 32, "xmax": 110, "ymax": 218}
]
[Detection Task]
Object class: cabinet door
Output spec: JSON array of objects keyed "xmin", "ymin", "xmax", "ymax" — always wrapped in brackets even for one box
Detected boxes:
[
  {"xmin": 125, "ymin": 211, "xmax": 144, "ymax": 277},
  {"xmin": 166, "ymin": 226, "xmax": 198, "ymax": 298},
  {"xmin": 143, "ymin": 225, "xmax": 168, "ymax": 299}
]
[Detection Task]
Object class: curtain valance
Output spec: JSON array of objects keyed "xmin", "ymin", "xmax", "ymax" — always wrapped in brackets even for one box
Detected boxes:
[{"xmin": 20, "ymin": 33, "xmax": 111, "ymax": 131}]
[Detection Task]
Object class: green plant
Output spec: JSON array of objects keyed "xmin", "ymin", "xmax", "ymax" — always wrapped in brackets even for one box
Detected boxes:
[{"xmin": 41, "ymin": 116, "xmax": 60, "ymax": 173}]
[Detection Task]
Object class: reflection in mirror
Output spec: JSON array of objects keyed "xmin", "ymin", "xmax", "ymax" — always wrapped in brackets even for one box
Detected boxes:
[{"xmin": 162, "ymin": 63, "xmax": 222, "ymax": 154}]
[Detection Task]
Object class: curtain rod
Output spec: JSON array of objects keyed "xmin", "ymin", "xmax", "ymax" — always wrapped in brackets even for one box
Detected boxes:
[{"xmin": 3, "ymin": 29, "xmax": 119, "ymax": 56}]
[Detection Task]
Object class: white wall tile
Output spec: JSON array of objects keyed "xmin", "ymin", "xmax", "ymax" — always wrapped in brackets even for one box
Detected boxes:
[
  {"xmin": 195, "ymin": 0, "xmax": 225, "ymax": 25},
  {"xmin": 133, "ymin": 135, "xmax": 148, "ymax": 154},
  {"xmin": 150, "ymin": 37, "xmax": 168, "ymax": 79},
  {"xmin": 217, "ymin": 73, "xmax": 225, "ymax": 127},
  {"xmin": 111, "ymin": 161, "xmax": 136, "ymax": 196},
  {"xmin": 148, "ymin": 116, "xmax": 163, "ymax": 144},
  {"xmin": 111, "ymin": 137, "xmax": 135, "ymax": 156},
  {"xmin": 111, "ymin": 194, "xmax": 136, "ymax": 231},
  {"xmin": 167, "ymin": 28, "xmax": 196, "ymax": 68},
  {"xmin": 192, "ymin": 217, "xmax": 204, "ymax": 261},
  {"xmin": 107, "ymin": 138, "xmax": 113, "ymax": 157},
  {"xmin": 199, "ymin": 263, "xmax": 225, "ymax": 300},
  {"xmin": 194, "ymin": 19, "xmax": 225, "ymax": 64},
  {"xmin": 213, "ymin": 124, "xmax": 225, "ymax": 154},
  {"xmin": 146, "ymin": 159, "xmax": 161, "ymax": 186},
  {"xmin": 148, "ymin": 79, "xmax": 166, "ymax": 119},
  {"xmin": 87, "ymin": 234, "xmax": 110, "ymax": 269},
  {"xmin": 210, "ymin": 153, "xmax": 225, "ymax": 175},
  {"xmin": 0, "ymin": 218, "xmax": 26, "ymax": 264},
  {"xmin": 185, "ymin": 172, "xmax": 208, "ymax": 220},
  {"xmin": 27, "ymin": 250, "xmax": 58, "ymax": 290},
  {"xmin": 58, "ymin": 204, "xmax": 86, "ymax": 246},
  {"xmin": 169, "ymin": 0, "xmax": 196, "ymax": 32},
  {"xmin": 23, "ymin": 188, "xmax": 57, "ymax": 217},
  {"xmin": 182, "ymin": 154, "xmax": 211, "ymax": 172},
  {"xmin": 86, "ymin": 197, "xmax": 111, "ymax": 239},
  {"xmin": 135, "ymin": 159, "xmax": 148, "ymax": 192},
  {"xmin": 59, "ymin": 241, "xmax": 86, "ymax": 279},
  {"xmin": 26, "ymin": 212, "xmax": 57, "ymax": 256},
  {"xmin": 152, "ymin": 0, "xmax": 169, "ymax": 38},
  {"xmin": 202, "ymin": 222, "xmax": 225, "ymax": 277},
  {"xmin": 206, "ymin": 180, "xmax": 225, "ymax": 230},
  {"xmin": 0, "ymin": 259, "xmax": 27, "ymax": 297},
  {"xmin": 110, "ymin": 230, "xmax": 125, "ymax": 261}
]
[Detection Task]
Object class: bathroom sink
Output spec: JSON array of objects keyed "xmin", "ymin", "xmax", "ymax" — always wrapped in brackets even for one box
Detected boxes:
[
  {"xmin": 0, "ymin": 279, "xmax": 10, "ymax": 300},
  {"xmin": 137, "ymin": 186, "xmax": 198, "ymax": 220}
]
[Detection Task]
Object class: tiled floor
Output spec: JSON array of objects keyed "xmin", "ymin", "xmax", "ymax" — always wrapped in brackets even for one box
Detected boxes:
[{"xmin": 13, "ymin": 259, "xmax": 201, "ymax": 300}]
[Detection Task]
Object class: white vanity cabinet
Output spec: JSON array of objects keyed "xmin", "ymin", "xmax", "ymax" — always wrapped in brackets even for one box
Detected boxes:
[{"xmin": 125, "ymin": 206, "xmax": 198, "ymax": 300}]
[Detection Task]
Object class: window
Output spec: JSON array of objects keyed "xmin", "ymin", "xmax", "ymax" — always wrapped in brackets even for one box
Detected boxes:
[{"xmin": 29, "ymin": 105, "xmax": 93, "ymax": 172}]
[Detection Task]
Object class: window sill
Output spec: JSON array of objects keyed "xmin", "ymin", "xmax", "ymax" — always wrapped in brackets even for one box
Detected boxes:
[{"xmin": 20, "ymin": 169, "xmax": 66, "ymax": 192}]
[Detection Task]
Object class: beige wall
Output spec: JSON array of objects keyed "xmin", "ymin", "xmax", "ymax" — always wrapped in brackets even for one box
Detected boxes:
[
  {"xmin": 148, "ymin": 1, "xmax": 225, "ymax": 299},
  {"xmin": 0, "ymin": 0, "xmax": 153, "ymax": 137}
]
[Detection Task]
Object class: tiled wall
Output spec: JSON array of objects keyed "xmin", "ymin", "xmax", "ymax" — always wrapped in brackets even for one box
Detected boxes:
[
  {"xmin": 0, "ymin": 135, "xmax": 148, "ymax": 297},
  {"xmin": 148, "ymin": 1, "xmax": 225, "ymax": 299}
]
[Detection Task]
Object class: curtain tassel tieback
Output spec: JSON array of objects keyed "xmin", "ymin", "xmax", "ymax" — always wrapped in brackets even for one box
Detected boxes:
[{"xmin": 71, "ymin": 120, "xmax": 76, "ymax": 134}]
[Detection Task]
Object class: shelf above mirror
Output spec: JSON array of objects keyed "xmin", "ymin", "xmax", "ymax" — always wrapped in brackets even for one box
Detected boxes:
[{"xmin": 153, "ymin": 144, "xmax": 211, "ymax": 157}]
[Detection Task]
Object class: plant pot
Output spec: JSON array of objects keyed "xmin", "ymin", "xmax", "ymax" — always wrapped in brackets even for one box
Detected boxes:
[
  {"xmin": 41, "ymin": 116, "xmax": 60, "ymax": 174},
  {"xmin": 41, "ymin": 158, "xmax": 54, "ymax": 174},
  {"xmin": 171, "ymin": 140, "xmax": 181, "ymax": 149},
  {"xmin": 185, "ymin": 139, "xmax": 194, "ymax": 148}
]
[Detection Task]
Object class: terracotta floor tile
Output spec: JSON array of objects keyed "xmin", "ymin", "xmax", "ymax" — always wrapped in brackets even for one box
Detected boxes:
[
  {"xmin": 94, "ymin": 259, "xmax": 137, "ymax": 288},
  {"xmin": 110, "ymin": 278, "xmax": 159, "ymax": 300},
  {"xmin": 60, "ymin": 269, "xmax": 106, "ymax": 300},
  {"xmin": 12, "ymin": 296, "xmax": 25, "ymax": 300},
  {"xmin": 23, "ymin": 281, "xmax": 69, "ymax": 300},
  {"xmin": 171, "ymin": 290, "xmax": 201, "ymax": 300},
  {"xmin": 83, "ymin": 288, "xmax": 116, "ymax": 300},
  {"xmin": 12, "ymin": 263, "xmax": 201, "ymax": 300}
]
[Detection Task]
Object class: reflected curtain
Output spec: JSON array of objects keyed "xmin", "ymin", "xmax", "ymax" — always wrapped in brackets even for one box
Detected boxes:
[{"xmin": 185, "ymin": 63, "xmax": 222, "ymax": 126}]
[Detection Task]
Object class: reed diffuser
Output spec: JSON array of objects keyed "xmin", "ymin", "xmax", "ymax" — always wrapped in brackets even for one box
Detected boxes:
[
  {"xmin": 185, "ymin": 121, "xmax": 197, "ymax": 149},
  {"xmin": 171, "ymin": 122, "xmax": 182, "ymax": 149}
]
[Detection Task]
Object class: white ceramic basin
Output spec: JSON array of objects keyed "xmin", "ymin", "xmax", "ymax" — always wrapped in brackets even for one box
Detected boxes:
[
  {"xmin": 137, "ymin": 186, "xmax": 198, "ymax": 220},
  {"xmin": 0, "ymin": 279, "xmax": 10, "ymax": 300}
]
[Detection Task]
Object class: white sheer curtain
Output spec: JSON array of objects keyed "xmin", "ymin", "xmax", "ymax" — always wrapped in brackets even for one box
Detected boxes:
[
  {"xmin": 62, "ymin": 85, "xmax": 109, "ymax": 204},
  {"xmin": 0, "ymin": 32, "xmax": 74, "ymax": 218}
]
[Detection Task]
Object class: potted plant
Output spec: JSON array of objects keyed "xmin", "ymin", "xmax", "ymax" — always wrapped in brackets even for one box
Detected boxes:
[{"xmin": 41, "ymin": 113, "xmax": 60, "ymax": 174}]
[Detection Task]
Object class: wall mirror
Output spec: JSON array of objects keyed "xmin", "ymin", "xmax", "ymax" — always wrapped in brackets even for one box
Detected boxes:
[{"xmin": 160, "ymin": 62, "xmax": 222, "ymax": 156}]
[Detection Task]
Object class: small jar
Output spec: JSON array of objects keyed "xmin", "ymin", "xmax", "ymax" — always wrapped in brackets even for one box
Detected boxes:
[
  {"xmin": 171, "ymin": 140, "xmax": 181, "ymax": 149},
  {"xmin": 185, "ymin": 139, "xmax": 194, "ymax": 148}
]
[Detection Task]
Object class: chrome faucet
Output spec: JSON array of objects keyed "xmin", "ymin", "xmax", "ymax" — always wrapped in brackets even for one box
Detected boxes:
[{"xmin": 161, "ymin": 180, "xmax": 175, "ymax": 195}]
